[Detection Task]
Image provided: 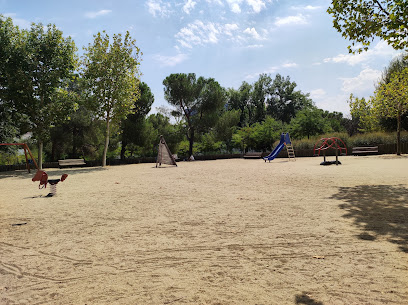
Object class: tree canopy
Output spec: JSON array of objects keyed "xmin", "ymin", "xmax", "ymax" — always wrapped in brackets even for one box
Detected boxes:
[
  {"xmin": 327, "ymin": 0, "xmax": 408, "ymax": 53},
  {"xmin": 82, "ymin": 31, "xmax": 142, "ymax": 166},
  {"xmin": 163, "ymin": 73, "xmax": 226, "ymax": 157}
]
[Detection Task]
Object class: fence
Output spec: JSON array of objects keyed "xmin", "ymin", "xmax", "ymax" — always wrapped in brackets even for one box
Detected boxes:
[{"xmin": 1, "ymin": 144, "xmax": 407, "ymax": 172}]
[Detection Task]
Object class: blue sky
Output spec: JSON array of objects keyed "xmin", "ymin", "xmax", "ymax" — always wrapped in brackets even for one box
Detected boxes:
[{"xmin": 1, "ymin": 0, "xmax": 402, "ymax": 117}]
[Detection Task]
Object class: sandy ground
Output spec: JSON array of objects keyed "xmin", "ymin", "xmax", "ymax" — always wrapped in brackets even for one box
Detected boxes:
[{"xmin": 0, "ymin": 155, "xmax": 407, "ymax": 305}]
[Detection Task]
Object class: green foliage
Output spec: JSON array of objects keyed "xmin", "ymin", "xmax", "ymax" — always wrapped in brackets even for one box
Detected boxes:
[
  {"xmin": 163, "ymin": 73, "xmax": 226, "ymax": 156},
  {"xmin": 327, "ymin": 0, "xmax": 408, "ymax": 53},
  {"xmin": 374, "ymin": 67, "xmax": 408, "ymax": 154},
  {"xmin": 289, "ymin": 108, "xmax": 332, "ymax": 139},
  {"xmin": 348, "ymin": 93, "xmax": 379, "ymax": 132},
  {"xmin": 81, "ymin": 31, "xmax": 142, "ymax": 166},
  {"xmin": 267, "ymin": 74, "xmax": 313, "ymax": 124}
]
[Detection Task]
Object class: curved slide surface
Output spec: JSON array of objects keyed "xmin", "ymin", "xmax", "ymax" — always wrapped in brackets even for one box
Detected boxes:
[{"xmin": 264, "ymin": 136, "xmax": 285, "ymax": 161}]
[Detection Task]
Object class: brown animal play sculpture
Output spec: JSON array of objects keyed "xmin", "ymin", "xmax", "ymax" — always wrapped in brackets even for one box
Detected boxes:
[{"xmin": 32, "ymin": 170, "xmax": 68, "ymax": 197}]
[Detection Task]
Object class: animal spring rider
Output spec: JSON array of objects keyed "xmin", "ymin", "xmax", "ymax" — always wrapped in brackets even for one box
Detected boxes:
[
  {"xmin": 32, "ymin": 170, "xmax": 68, "ymax": 197},
  {"xmin": 313, "ymin": 137, "xmax": 347, "ymax": 166}
]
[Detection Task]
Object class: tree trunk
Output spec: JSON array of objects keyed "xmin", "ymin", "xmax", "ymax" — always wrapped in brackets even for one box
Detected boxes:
[
  {"xmin": 38, "ymin": 141, "xmax": 43, "ymax": 170},
  {"xmin": 120, "ymin": 140, "xmax": 127, "ymax": 160},
  {"xmin": 397, "ymin": 112, "xmax": 401, "ymax": 155},
  {"xmin": 102, "ymin": 119, "xmax": 110, "ymax": 167},
  {"xmin": 188, "ymin": 128, "xmax": 194, "ymax": 157}
]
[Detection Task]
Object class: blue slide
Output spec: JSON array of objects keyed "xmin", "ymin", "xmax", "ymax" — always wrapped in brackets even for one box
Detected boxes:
[{"xmin": 263, "ymin": 133, "xmax": 286, "ymax": 162}]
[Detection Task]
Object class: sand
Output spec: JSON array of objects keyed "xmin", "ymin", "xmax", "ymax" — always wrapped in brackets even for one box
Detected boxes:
[{"xmin": 0, "ymin": 155, "xmax": 407, "ymax": 305}]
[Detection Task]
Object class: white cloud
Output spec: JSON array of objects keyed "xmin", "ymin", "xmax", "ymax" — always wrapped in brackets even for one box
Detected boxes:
[
  {"xmin": 224, "ymin": 23, "xmax": 239, "ymax": 36},
  {"xmin": 183, "ymin": 0, "xmax": 197, "ymax": 14},
  {"xmin": 275, "ymin": 14, "xmax": 308, "ymax": 27},
  {"xmin": 146, "ymin": 0, "xmax": 172, "ymax": 17},
  {"xmin": 84, "ymin": 9, "xmax": 112, "ymax": 19},
  {"xmin": 324, "ymin": 41, "xmax": 399, "ymax": 66},
  {"xmin": 176, "ymin": 20, "xmax": 241, "ymax": 48},
  {"xmin": 246, "ymin": 0, "xmax": 266, "ymax": 13},
  {"xmin": 310, "ymin": 88, "xmax": 326, "ymax": 100},
  {"xmin": 226, "ymin": 0, "xmax": 243, "ymax": 13},
  {"xmin": 291, "ymin": 5, "xmax": 321, "ymax": 10},
  {"xmin": 282, "ymin": 62, "xmax": 298, "ymax": 68},
  {"xmin": 3, "ymin": 13, "xmax": 30, "ymax": 28},
  {"xmin": 246, "ymin": 44, "xmax": 264, "ymax": 48},
  {"xmin": 153, "ymin": 53, "xmax": 189, "ymax": 67},
  {"xmin": 244, "ymin": 27, "xmax": 261, "ymax": 40},
  {"xmin": 340, "ymin": 68, "xmax": 381, "ymax": 94}
]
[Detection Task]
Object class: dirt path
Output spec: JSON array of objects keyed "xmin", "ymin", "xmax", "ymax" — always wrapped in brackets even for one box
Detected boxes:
[{"xmin": 1, "ymin": 155, "xmax": 407, "ymax": 304}]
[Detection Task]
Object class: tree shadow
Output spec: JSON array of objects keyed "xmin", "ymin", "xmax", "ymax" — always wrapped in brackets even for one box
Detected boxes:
[
  {"xmin": 295, "ymin": 293, "xmax": 324, "ymax": 305},
  {"xmin": 330, "ymin": 185, "xmax": 408, "ymax": 253},
  {"xmin": 0, "ymin": 166, "xmax": 107, "ymax": 180}
]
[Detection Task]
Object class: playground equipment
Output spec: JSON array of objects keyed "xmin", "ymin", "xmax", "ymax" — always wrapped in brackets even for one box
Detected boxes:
[
  {"xmin": 263, "ymin": 133, "xmax": 296, "ymax": 162},
  {"xmin": 156, "ymin": 135, "xmax": 177, "ymax": 167},
  {"xmin": 32, "ymin": 170, "xmax": 68, "ymax": 197},
  {"xmin": 0, "ymin": 143, "xmax": 38, "ymax": 173},
  {"xmin": 313, "ymin": 137, "xmax": 347, "ymax": 166}
]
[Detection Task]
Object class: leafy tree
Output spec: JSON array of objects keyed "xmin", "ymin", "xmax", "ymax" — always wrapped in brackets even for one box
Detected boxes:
[
  {"xmin": 289, "ymin": 108, "xmax": 332, "ymax": 139},
  {"xmin": 227, "ymin": 82, "xmax": 252, "ymax": 127},
  {"xmin": 348, "ymin": 94, "xmax": 379, "ymax": 132},
  {"xmin": 250, "ymin": 116, "xmax": 282, "ymax": 151},
  {"xmin": 120, "ymin": 82, "xmax": 154, "ymax": 159},
  {"xmin": 374, "ymin": 68, "xmax": 408, "ymax": 155},
  {"xmin": 266, "ymin": 74, "xmax": 313, "ymax": 124},
  {"xmin": 213, "ymin": 109, "xmax": 241, "ymax": 152},
  {"xmin": 327, "ymin": 0, "xmax": 408, "ymax": 53},
  {"xmin": 82, "ymin": 31, "xmax": 142, "ymax": 166},
  {"xmin": 163, "ymin": 73, "xmax": 226, "ymax": 157},
  {"xmin": 376, "ymin": 54, "xmax": 408, "ymax": 131},
  {"xmin": 2, "ymin": 20, "xmax": 77, "ymax": 168},
  {"xmin": 251, "ymin": 74, "xmax": 271, "ymax": 124}
]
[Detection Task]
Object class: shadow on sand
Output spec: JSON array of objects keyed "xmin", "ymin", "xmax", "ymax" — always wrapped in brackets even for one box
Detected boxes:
[
  {"xmin": 295, "ymin": 293, "xmax": 324, "ymax": 305},
  {"xmin": 0, "ymin": 166, "xmax": 107, "ymax": 180},
  {"xmin": 330, "ymin": 185, "xmax": 408, "ymax": 253}
]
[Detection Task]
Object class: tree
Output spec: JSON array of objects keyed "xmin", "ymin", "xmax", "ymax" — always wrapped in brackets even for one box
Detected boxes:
[
  {"xmin": 251, "ymin": 74, "xmax": 271, "ymax": 124},
  {"xmin": 82, "ymin": 31, "xmax": 142, "ymax": 166},
  {"xmin": 266, "ymin": 74, "xmax": 313, "ymax": 124},
  {"xmin": 327, "ymin": 0, "xmax": 408, "ymax": 53},
  {"xmin": 374, "ymin": 68, "xmax": 408, "ymax": 155},
  {"xmin": 1, "ymin": 19, "xmax": 77, "ymax": 169},
  {"xmin": 213, "ymin": 109, "xmax": 241, "ymax": 152},
  {"xmin": 120, "ymin": 82, "xmax": 154, "ymax": 159},
  {"xmin": 163, "ymin": 73, "xmax": 226, "ymax": 157},
  {"xmin": 348, "ymin": 93, "xmax": 379, "ymax": 132},
  {"xmin": 250, "ymin": 116, "xmax": 282, "ymax": 151},
  {"xmin": 289, "ymin": 108, "xmax": 332, "ymax": 139}
]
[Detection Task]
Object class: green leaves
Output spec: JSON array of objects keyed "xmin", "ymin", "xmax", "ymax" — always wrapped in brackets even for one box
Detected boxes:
[{"xmin": 327, "ymin": 0, "xmax": 408, "ymax": 53}]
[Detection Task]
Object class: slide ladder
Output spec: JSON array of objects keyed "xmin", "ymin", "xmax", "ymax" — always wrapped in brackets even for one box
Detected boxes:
[{"xmin": 286, "ymin": 143, "xmax": 296, "ymax": 161}]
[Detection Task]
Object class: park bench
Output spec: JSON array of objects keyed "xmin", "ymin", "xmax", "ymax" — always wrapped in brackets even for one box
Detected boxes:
[
  {"xmin": 58, "ymin": 158, "xmax": 86, "ymax": 168},
  {"xmin": 243, "ymin": 152, "xmax": 263, "ymax": 159},
  {"xmin": 352, "ymin": 146, "xmax": 379, "ymax": 155}
]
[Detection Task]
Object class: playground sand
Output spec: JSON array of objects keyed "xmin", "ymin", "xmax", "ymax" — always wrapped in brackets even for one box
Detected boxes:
[{"xmin": 0, "ymin": 155, "xmax": 407, "ymax": 304}]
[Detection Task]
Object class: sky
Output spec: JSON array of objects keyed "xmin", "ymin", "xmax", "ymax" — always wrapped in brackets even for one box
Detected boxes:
[{"xmin": 1, "ymin": 0, "xmax": 403, "ymax": 117}]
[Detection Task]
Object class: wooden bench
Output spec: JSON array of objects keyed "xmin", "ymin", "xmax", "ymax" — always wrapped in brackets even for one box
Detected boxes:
[
  {"xmin": 352, "ymin": 146, "xmax": 379, "ymax": 155},
  {"xmin": 243, "ymin": 152, "xmax": 263, "ymax": 159},
  {"xmin": 58, "ymin": 159, "xmax": 86, "ymax": 168}
]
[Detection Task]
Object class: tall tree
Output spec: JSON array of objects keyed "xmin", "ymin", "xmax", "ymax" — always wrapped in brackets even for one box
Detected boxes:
[
  {"xmin": 374, "ymin": 67, "xmax": 408, "ymax": 155},
  {"xmin": 1, "ymin": 18, "xmax": 77, "ymax": 168},
  {"xmin": 266, "ymin": 74, "xmax": 313, "ymax": 124},
  {"xmin": 251, "ymin": 74, "xmax": 271, "ymax": 124},
  {"xmin": 327, "ymin": 0, "xmax": 408, "ymax": 53},
  {"xmin": 163, "ymin": 73, "xmax": 226, "ymax": 157},
  {"xmin": 82, "ymin": 31, "xmax": 142, "ymax": 166},
  {"xmin": 120, "ymin": 82, "xmax": 154, "ymax": 159}
]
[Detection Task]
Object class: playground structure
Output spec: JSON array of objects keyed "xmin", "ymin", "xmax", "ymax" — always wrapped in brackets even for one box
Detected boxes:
[
  {"xmin": 263, "ymin": 133, "xmax": 296, "ymax": 162},
  {"xmin": 313, "ymin": 137, "xmax": 347, "ymax": 166},
  {"xmin": 1, "ymin": 143, "xmax": 68, "ymax": 196},
  {"xmin": 156, "ymin": 135, "xmax": 177, "ymax": 167},
  {"xmin": 0, "ymin": 143, "xmax": 38, "ymax": 173},
  {"xmin": 32, "ymin": 170, "xmax": 68, "ymax": 197}
]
